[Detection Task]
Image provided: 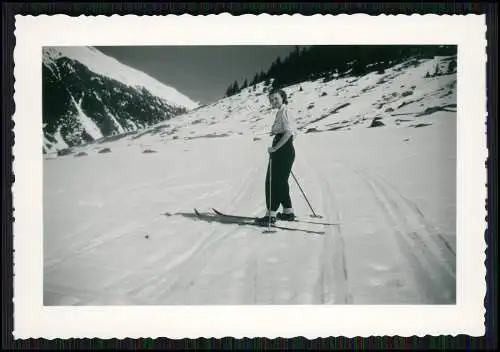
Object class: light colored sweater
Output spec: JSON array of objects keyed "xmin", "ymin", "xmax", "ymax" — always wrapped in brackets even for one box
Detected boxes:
[{"xmin": 271, "ymin": 105, "xmax": 297, "ymax": 138}]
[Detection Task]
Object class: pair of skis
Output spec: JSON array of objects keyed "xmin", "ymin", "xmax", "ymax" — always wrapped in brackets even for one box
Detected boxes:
[{"xmin": 193, "ymin": 208, "xmax": 339, "ymax": 235}]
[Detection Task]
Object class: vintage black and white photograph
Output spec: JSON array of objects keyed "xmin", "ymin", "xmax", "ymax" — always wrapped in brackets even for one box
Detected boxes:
[
  {"xmin": 42, "ymin": 43, "xmax": 459, "ymax": 306},
  {"xmin": 13, "ymin": 14, "xmax": 486, "ymax": 338}
]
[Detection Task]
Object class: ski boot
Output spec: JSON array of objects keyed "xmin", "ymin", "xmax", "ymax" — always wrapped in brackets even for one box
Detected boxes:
[
  {"xmin": 254, "ymin": 215, "xmax": 276, "ymax": 227},
  {"xmin": 277, "ymin": 212, "xmax": 296, "ymax": 221}
]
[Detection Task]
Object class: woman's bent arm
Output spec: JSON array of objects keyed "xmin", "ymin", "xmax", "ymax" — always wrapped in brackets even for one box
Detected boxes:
[{"xmin": 271, "ymin": 130, "xmax": 292, "ymax": 152}]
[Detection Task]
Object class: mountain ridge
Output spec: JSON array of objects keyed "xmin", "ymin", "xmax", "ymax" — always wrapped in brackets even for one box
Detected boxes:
[
  {"xmin": 116, "ymin": 55, "xmax": 456, "ymax": 146},
  {"xmin": 44, "ymin": 50, "xmax": 457, "ymax": 157},
  {"xmin": 43, "ymin": 46, "xmax": 200, "ymax": 154}
]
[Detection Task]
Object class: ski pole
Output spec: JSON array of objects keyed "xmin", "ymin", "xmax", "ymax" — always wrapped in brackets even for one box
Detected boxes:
[
  {"xmin": 291, "ymin": 171, "xmax": 323, "ymax": 219},
  {"xmin": 263, "ymin": 156, "xmax": 277, "ymax": 233},
  {"xmin": 268, "ymin": 157, "xmax": 272, "ymax": 230}
]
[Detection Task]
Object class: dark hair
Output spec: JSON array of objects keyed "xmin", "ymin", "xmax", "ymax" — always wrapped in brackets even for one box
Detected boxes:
[{"xmin": 268, "ymin": 88, "xmax": 288, "ymax": 105}]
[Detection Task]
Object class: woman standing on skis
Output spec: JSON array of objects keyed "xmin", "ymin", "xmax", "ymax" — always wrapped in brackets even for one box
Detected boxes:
[{"xmin": 255, "ymin": 88, "xmax": 297, "ymax": 226}]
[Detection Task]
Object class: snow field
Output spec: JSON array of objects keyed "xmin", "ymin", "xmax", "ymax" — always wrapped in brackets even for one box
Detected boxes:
[{"xmin": 43, "ymin": 110, "xmax": 456, "ymax": 305}]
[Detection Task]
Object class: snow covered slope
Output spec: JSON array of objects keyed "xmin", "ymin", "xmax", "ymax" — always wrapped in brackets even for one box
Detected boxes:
[
  {"xmin": 85, "ymin": 55, "xmax": 455, "ymax": 147},
  {"xmin": 43, "ymin": 46, "xmax": 199, "ymax": 154},
  {"xmin": 43, "ymin": 55, "xmax": 458, "ymax": 306},
  {"xmin": 43, "ymin": 46, "xmax": 199, "ymax": 109}
]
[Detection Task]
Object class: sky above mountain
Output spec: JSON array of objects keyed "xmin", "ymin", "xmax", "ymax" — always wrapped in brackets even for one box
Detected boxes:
[{"xmin": 95, "ymin": 45, "xmax": 300, "ymax": 105}]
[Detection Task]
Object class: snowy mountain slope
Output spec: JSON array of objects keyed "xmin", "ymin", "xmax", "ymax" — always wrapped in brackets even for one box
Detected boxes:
[
  {"xmin": 43, "ymin": 55, "xmax": 457, "ymax": 306},
  {"xmin": 43, "ymin": 46, "xmax": 199, "ymax": 154},
  {"xmin": 74, "ymin": 55, "xmax": 455, "ymax": 151},
  {"xmin": 43, "ymin": 47, "xmax": 200, "ymax": 109}
]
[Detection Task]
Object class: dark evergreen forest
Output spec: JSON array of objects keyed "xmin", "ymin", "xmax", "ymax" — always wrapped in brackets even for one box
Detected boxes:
[{"xmin": 224, "ymin": 45, "xmax": 457, "ymax": 97}]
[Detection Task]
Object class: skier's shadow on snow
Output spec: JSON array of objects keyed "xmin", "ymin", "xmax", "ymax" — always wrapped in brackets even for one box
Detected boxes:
[{"xmin": 162, "ymin": 210, "xmax": 250, "ymax": 227}]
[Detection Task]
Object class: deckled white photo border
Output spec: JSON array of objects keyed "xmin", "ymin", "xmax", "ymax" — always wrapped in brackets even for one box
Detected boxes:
[{"xmin": 12, "ymin": 14, "xmax": 487, "ymax": 339}]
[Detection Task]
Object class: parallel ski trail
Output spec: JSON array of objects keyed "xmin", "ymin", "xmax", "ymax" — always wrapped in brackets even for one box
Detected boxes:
[
  {"xmin": 129, "ymin": 224, "xmax": 241, "ymax": 303},
  {"xmin": 300, "ymin": 137, "xmax": 424, "ymax": 304},
  {"xmin": 337, "ymin": 160, "xmax": 456, "ymax": 304},
  {"xmin": 367, "ymin": 170, "xmax": 456, "ymax": 261},
  {"xmin": 365, "ymin": 170, "xmax": 456, "ymax": 275},
  {"xmin": 140, "ymin": 160, "xmax": 264, "ymax": 304},
  {"xmin": 297, "ymin": 146, "xmax": 351, "ymax": 304},
  {"xmin": 322, "ymin": 180, "xmax": 353, "ymax": 304}
]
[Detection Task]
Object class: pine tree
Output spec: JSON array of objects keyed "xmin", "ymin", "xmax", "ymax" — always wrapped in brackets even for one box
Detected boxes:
[
  {"xmin": 233, "ymin": 81, "xmax": 240, "ymax": 95},
  {"xmin": 259, "ymin": 71, "xmax": 266, "ymax": 83},
  {"xmin": 250, "ymin": 73, "xmax": 258, "ymax": 86},
  {"xmin": 225, "ymin": 83, "xmax": 232, "ymax": 98},
  {"xmin": 225, "ymin": 80, "xmax": 241, "ymax": 97}
]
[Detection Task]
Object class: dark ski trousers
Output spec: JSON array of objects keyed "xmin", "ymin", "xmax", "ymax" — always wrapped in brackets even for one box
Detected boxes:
[{"xmin": 265, "ymin": 133, "xmax": 295, "ymax": 212}]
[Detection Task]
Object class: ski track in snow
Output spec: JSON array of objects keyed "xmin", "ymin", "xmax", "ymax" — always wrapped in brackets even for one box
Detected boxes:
[
  {"xmin": 44, "ymin": 129, "xmax": 456, "ymax": 305},
  {"xmin": 133, "ymin": 165, "xmax": 264, "ymax": 304},
  {"xmin": 320, "ymin": 174, "xmax": 352, "ymax": 304},
  {"xmin": 350, "ymin": 165, "xmax": 456, "ymax": 303},
  {"xmin": 302, "ymin": 151, "xmax": 352, "ymax": 304},
  {"xmin": 315, "ymin": 157, "xmax": 456, "ymax": 304}
]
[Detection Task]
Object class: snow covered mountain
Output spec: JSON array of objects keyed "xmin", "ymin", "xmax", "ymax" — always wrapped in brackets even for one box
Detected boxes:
[
  {"xmin": 69, "ymin": 54, "xmax": 454, "ymax": 151},
  {"xmin": 46, "ymin": 51, "xmax": 456, "ymax": 158},
  {"xmin": 43, "ymin": 46, "xmax": 199, "ymax": 154}
]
